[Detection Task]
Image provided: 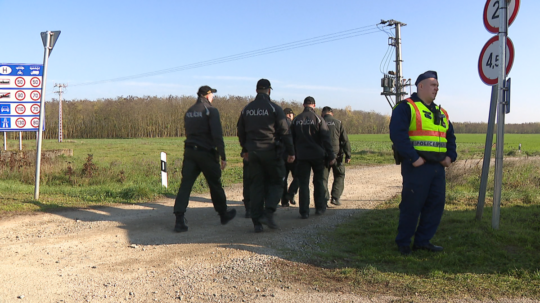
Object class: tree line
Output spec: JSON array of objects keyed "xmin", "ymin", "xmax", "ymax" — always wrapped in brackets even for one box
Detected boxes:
[{"xmin": 3, "ymin": 95, "xmax": 539, "ymax": 140}]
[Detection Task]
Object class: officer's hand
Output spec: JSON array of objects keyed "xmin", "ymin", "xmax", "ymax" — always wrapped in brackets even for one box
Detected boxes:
[
  {"xmin": 329, "ymin": 159, "xmax": 336, "ymax": 166},
  {"xmin": 345, "ymin": 158, "xmax": 351, "ymax": 164},
  {"xmin": 412, "ymin": 157, "xmax": 425, "ymax": 167},
  {"xmin": 287, "ymin": 155, "xmax": 295, "ymax": 163},
  {"xmin": 221, "ymin": 160, "xmax": 227, "ymax": 170},
  {"xmin": 242, "ymin": 153, "xmax": 249, "ymax": 161},
  {"xmin": 440, "ymin": 156, "xmax": 452, "ymax": 167}
]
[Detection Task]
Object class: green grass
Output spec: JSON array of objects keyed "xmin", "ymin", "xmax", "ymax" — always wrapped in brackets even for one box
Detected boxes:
[
  {"xmin": 1, "ymin": 134, "xmax": 540, "ymax": 213},
  {"xmin": 306, "ymin": 157, "xmax": 540, "ymax": 300}
]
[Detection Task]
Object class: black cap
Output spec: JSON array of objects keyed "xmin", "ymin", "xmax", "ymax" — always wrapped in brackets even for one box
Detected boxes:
[
  {"xmin": 415, "ymin": 71, "xmax": 438, "ymax": 86},
  {"xmin": 283, "ymin": 108, "xmax": 294, "ymax": 115},
  {"xmin": 303, "ymin": 96, "xmax": 315, "ymax": 105},
  {"xmin": 256, "ymin": 79, "xmax": 272, "ymax": 90},
  {"xmin": 322, "ymin": 106, "xmax": 333, "ymax": 113},
  {"xmin": 197, "ymin": 85, "xmax": 217, "ymax": 96}
]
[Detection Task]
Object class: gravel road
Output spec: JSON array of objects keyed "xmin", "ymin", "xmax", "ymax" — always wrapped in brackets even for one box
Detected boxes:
[{"xmin": 2, "ymin": 164, "xmax": 532, "ymax": 303}]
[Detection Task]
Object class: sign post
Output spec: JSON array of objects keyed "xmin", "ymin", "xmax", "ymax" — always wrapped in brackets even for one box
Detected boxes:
[
  {"xmin": 34, "ymin": 31, "xmax": 60, "ymax": 200},
  {"xmin": 476, "ymin": 0, "xmax": 519, "ymax": 229},
  {"xmin": 161, "ymin": 152, "xmax": 168, "ymax": 188}
]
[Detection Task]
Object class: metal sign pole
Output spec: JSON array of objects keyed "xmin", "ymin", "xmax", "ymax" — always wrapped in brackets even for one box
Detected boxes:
[
  {"xmin": 19, "ymin": 132, "xmax": 22, "ymax": 150},
  {"xmin": 492, "ymin": 0, "xmax": 509, "ymax": 229},
  {"xmin": 476, "ymin": 84, "xmax": 498, "ymax": 220},
  {"xmin": 3, "ymin": 132, "xmax": 5, "ymax": 151},
  {"xmin": 34, "ymin": 32, "xmax": 52, "ymax": 200}
]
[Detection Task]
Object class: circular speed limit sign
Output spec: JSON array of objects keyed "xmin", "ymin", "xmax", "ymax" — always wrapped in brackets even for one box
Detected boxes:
[
  {"xmin": 15, "ymin": 77, "xmax": 25, "ymax": 87},
  {"xmin": 15, "ymin": 90, "xmax": 26, "ymax": 101},
  {"xmin": 30, "ymin": 77, "xmax": 41, "ymax": 87},
  {"xmin": 15, "ymin": 104, "xmax": 26, "ymax": 114},
  {"xmin": 31, "ymin": 104, "xmax": 40, "ymax": 114},
  {"xmin": 15, "ymin": 118, "xmax": 26, "ymax": 128},
  {"xmin": 483, "ymin": 0, "xmax": 520, "ymax": 34},
  {"xmin": 31, "ymin": 118, "xmax": 40, "ymax": 128},
  {"xmin": 478, "ymin": 36, "xmax": 515, "ymax": 86},
  {"xmin": 30, "ymin": 90, "xmax": 41, "ymax": 101}
]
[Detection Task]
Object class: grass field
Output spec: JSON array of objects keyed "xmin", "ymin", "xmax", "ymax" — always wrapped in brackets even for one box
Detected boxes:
[{"xmin": 2, "ymin": 134, "xmax": 540, "ymax": 300}]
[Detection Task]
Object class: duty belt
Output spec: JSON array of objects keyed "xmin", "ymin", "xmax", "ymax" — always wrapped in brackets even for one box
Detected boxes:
[
  {"xmin": 185, "ymin": 143, "xmax": 214, "ymax": 152},
  {"xmin": 412, "ymin": 141, "xmax": 447, "ymax": 148}
]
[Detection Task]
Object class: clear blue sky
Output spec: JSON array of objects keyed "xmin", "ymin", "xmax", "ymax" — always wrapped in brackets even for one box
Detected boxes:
[{"xmin": 1, "ymin": 0, "xmax": 536, "ymax": 123}]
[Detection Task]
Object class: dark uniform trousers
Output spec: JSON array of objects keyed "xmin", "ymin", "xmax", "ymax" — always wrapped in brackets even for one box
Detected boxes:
[
  {"xmin": 242, "ymin": 158, "xmax": 251, "ymax": 210},
  {"xmin": 296, "ymin": 158, "xmax": 327, "ymax": 215},
  {"xmin": 395, "ymin": 161, "xmax": 446, "ymax": 247},
  {"xmin": 282, "ymin": 160, "xmax": 298, "ymax": 201},
  {"xmin": 322, "ymin": 162, "xmax": 346, "ymax": 201},
  {"xmin": 174, "ymin": 148, "xmax": 227, "ymax": 214},
  {"xmin": 248, "ymin": 150, "xmax": 284, "ymax": 220}
]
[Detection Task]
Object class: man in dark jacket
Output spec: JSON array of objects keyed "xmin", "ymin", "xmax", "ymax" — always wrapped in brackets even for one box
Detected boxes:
[
  {"xmin": 390, "ymin": 71, "xmax": 457, "ymax": 255},
  {"xmin": 173, "ymin": 85, "xmax": 236, "ymax": 232},
  {"xmin": 321, "ymin": 106, "xmax": 351, "ymax": 206},
  {"xmin": 281, "ymin": 108, "xmax": 298, "ymax": 207},
  {"xmin": 291, "ymin": 97, "xmax": 335, "ymax": 219},
  {"xmin": 237, "ymin": 79, "xmax": 295, "ymax": 233}
]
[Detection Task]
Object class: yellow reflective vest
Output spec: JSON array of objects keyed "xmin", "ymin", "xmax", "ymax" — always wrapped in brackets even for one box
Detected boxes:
[{"xmin": 405, "ymin": 98, "xmax": 449, "ymax": 155}]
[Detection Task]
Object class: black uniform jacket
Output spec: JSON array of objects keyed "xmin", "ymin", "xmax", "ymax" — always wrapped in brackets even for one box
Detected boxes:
[
  {"xmin": 389, "ymin": 92, "xmax": 457, "ymax": 164},
  {"xmin": 237, "ymin": 93, "xmax": 294, "ymax": 156},
  {"xmin": 291, "ymin": 106, "xmax": 335, "ymax": 161},
  {"xmin": 184, "ymin": 96, "xmax": 226, "ymax": 161},
  {"xmin": 323, "ymin": 114, "xmax": 351, "ymax": 160}
]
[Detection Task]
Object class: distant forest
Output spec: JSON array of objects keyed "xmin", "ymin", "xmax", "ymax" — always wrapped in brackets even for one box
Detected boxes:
[{"xmin": 4, "ymin": 95, "xmax": 540, "ymax": 140}]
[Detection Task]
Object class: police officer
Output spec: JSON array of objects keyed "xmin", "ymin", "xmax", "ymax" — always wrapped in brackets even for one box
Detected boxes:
[
  {"xmin": 389, "ymin": 71, "xmax": 457, "ymax": 255},
  {"xmin": 281, "ymin": 108, "xmax": 298, "ymax": 207},
  {"xmin": 321, "ymin": 106, "xmax": 351, "ymax": 206},
  {"xmin": 291, "ymin": 97, "xmax": 335, "ymax": 219},
  {"xmin": 173, "ymin": 85, "xmax": 236, "ymax": 232},
  {"xmin": 237, "ymin": 79, "xmax": 295, "ymax": 233}
]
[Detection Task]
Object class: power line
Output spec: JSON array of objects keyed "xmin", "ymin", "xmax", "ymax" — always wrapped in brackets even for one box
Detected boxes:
[{"xmin": 71, "ymin": 24, "xmax": 382, "ymax": 87}]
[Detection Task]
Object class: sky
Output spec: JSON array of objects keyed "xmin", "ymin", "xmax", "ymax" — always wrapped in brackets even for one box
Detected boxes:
[{"xmin": 0, "ymin": 0, "xmax": 536, "ymax": 123}]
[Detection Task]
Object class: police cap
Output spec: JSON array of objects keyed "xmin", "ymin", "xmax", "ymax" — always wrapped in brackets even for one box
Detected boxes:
[
  {"xmin": 256, "ymin": 79, "xmax": 272, "ymax": 90},
  {"xmin": 303, "ymin": 96, "xmax": 316, "ymax": 105},
  {"xmin": 197, "ymin": 85, "xmax": 217, "ymax": 96},
  {"xmin": 415, "ymin": 71, "xmax": 438, "ymax": 86}
]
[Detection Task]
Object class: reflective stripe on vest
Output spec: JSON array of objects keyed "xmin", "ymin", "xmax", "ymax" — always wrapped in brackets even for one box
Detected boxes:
[{"xmin": 406, "ymin": 98, "xmax": 449, "ymax": 153}]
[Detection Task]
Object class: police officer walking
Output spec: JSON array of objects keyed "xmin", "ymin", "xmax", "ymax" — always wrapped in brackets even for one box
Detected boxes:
[
  {"xmin": 281, "ymin": 108, "xmax": 298, "ymax": 207},
  {"xmin": 173, "ymin": 85, "xmax": 236, "ymax": 232},
  {"xmin": 321, "ymin": 106, "xmax": 351, "ymax": 206},
  {"xmin": 237, "ymin": 79, "xmax": 295, "ymax": 233},
  {"xmin": 291, "ymin": 97, "xmax": 335, "ymax": 219},
  {"xmin": 389, "ymin": 71, "xmax": 457, "ymax": 255}
]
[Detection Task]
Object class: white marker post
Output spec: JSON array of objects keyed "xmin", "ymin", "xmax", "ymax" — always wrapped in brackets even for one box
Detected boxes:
[
  {"xmin": 161, "ymin": 152, "xmax": 168, "ymax": 188},
  {"xmin": 34, "ymin": 30, "xmax": 60, "ymax": 200}
]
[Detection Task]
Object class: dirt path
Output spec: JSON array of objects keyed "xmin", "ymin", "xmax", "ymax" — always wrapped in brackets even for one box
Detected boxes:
[{"xmin": 0, "ymin": 165, "xmax": 405, "ymax": 302}]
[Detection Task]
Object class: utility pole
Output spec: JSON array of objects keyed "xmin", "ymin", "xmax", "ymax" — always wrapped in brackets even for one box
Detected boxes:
[
  {"xmin": 380, "ymin": 19, "xmax": 410, "ymax": 108},
  {"xmin": 54, "ymin": 83, "xmax": 67, "ymax": 143}
]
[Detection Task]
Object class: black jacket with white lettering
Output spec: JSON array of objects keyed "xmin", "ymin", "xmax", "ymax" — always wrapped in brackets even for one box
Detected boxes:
[
  {"xmin": 323, "ymin": 114, "xmax": 351, "ymax": 159},
  {"xmin": 184, "ymin": 96, "xmax": 226, "ymax": 161},
  {"xmin": 291, "ymin": 106, "xmax": 335, "ymax": 161},
  {"xmin": 237, "ymin": 93, "xmax": 294, "ymax": 155}
]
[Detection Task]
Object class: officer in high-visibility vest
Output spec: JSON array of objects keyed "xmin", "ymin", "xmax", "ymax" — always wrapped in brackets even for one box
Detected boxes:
[{"xmin": 389, "ymin": 71, "xmax": 457, "ymax": 255}]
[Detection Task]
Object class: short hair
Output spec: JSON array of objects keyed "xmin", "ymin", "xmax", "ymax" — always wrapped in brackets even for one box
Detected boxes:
[
  {"xmin": 322, "ymin": 106, "xmax": 333, "ymax": 114},
  {"xmin": 256, "ymin": 88, "xmax": 270, "ymax": 94}
]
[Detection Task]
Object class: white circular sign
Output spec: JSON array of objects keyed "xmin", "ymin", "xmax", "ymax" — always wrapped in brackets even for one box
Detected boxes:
[
  {"xmin": 484, "ymin": 0, "xmax": 520, "ymax": 34},
  {"xmin": 15, "ymin": 90, "xmax": 26, "ymax": 101},
  {"xmin": 31, "ymin": 118, "xmax": 40, "ymax": 128},
  {"xmin": 15, "ymin": 77, "xmax": 25, "ymax": 87},
  {"xmin": 15, "ymin": 104, "xmax": 26, "ymax": 114},
  {"xmin": 30, "ymin": 77, "xmax": 41, "ymax": 87},
  {"xmin": 30, "ymin": 90, "xmax": 41, "ymax": 101},
  {"xmin": 478, "ymin": 36, "xmax": 515, "ymax": 86},
  {"xmin": 31, "ymin": 104, "xmax": 40, "ymax": 114},
  {"xmin": 15, "ymin": 118, "xmax": 26, "ymax": 128}
]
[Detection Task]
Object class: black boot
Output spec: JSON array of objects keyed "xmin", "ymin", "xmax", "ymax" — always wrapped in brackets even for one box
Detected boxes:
[
  {"xmin": 174, "ymin": 212, "xmax": 188, "ymax": 232},
  {"xmin": 258, "ymin": 211, "xmax": 278, "ymax": 229},
  {"xmin": 220, "ymin": 208, "xmax": 237, "ymax": 225}
]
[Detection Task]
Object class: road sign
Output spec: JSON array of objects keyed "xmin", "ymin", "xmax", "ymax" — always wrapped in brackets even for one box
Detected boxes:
[
  {"xmin": 478, "ymin": 36, "xmax": 514, "ymax": 86},
  {"xmin": 484, "ymin": 0, "xmax": 520, "ymax": 33},
  {"xmin": 0, "ymin": 64, "xmax": 43, "ymax": 131}
]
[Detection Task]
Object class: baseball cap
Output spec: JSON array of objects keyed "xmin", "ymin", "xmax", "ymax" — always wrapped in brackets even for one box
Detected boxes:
[
  {"xmin": 283, "ymin": 108, "xmax": 294, "ymax": 115},
  {"xmin": 256, "ymin": 79, "xmax": 272, "ymax": 90},
  {"xmin": 303, "ymin": 96, "xmax": 316, "ymax": 105},
  {"xmin": 197, "ymin": 85, "xmax": 217, "ymax": 96},
  {"xmin": 415, "ymin": 71, "xmax": 438, "ymax": 86}
]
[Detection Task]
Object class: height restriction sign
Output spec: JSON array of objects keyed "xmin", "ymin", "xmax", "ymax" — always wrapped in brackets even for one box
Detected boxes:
[
  {"xmin": 483, "ymin": 0, "xmax": 520, "ymax": 33},
  {"xmin": 478, "ymin": 36, "xmax": 515, "ymax": 86}
]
